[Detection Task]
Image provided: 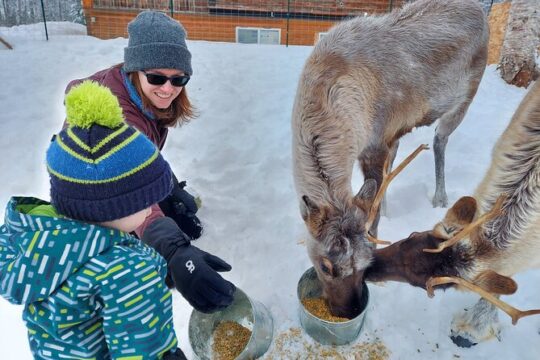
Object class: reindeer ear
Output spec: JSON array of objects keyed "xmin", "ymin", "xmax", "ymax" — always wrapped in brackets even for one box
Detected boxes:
[
  {"xmin": 434, "ymin": 196, "xmax": 477, "ymax": 238},
  {"xmin": 447, "ymin": 196, "xmax": 477, "ymax": 223},
  {"xmin": 473, "ymin": 270, "xmax": 517, "ymax": 295},
  {"xmin": 354, "ymin": 179, "xmax": 377, "ymax": 211},
  {"xmin": 301, "ymin": 195, "xmax": 319, "ymax": 221},
  {"xmin": 301, "ymin": 195, "xmax": 327, "ymax": 237}
]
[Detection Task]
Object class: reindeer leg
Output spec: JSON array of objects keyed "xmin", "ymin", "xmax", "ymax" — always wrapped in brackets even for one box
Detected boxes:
[
  {"xmin": 364, "ymin": 144, "xmax": 429, "ymax": 244},
  {"xmin": 433, "ymin": 103, "xmax": 471, "ymax": 208},
  {"xmin": 433, "ymin": 69, "xmax": 482, "ymax": 208},
  {"xmin": 359, "ymin": 146, "xmax": 388, "ymax": 237},
  {"xmin": 433, "ymin": 131, "xmax": 448, "ymax": 207}
]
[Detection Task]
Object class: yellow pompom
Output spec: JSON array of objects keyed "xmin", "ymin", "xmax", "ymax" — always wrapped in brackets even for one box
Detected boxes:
[{"xmin": 64, "ymin": 80, "xmax": 124, "ymax": 129}]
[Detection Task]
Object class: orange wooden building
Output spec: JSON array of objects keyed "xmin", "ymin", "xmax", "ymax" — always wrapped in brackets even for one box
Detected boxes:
[{"xmin": 82, "ymin": 0, "xmax": 405, "ymax": 46}]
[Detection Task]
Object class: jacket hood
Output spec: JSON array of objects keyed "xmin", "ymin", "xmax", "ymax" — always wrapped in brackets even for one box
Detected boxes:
[{"xmin": 0, "ymin": 197, "xmax": 135, "ymax": 304}]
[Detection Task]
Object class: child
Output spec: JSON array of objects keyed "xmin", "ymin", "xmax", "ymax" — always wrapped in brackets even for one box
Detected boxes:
[{"xmin": 0, "ymin": 81, "xmax": 186, "ymax": 359}]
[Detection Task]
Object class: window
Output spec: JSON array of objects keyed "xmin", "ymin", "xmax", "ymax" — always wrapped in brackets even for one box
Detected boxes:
[
  {"xmin": 237, "ymin": 28, "xmax": 258, "ymax": 44},
  {"xmin": 236, "ymin": 27, "xmax": 281, "ymax": 45}
]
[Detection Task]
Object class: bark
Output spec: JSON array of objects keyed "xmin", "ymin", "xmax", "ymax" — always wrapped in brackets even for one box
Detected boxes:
[{"xmin": 499, "ymin": 0, "xmax": 540, "ymax": 88}]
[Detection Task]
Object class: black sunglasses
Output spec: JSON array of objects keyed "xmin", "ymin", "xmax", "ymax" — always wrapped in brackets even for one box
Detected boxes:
[{"xmin": 142, "ymin": 71, "xmax": 190, "ymax": 87}]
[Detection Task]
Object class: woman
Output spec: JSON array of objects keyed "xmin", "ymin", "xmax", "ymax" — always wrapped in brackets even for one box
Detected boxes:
[{"xmin": 65, "ymin": 10, "xmax": 235, "ymax": 315}]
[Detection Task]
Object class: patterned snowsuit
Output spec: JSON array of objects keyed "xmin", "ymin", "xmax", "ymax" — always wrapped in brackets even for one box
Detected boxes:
[{"xmin": 0, "ymin": 197, "xmax": 179, "ymax": 359}]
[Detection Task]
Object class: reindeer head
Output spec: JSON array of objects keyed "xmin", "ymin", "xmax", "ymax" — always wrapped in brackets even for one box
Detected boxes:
[
  {"xmin": 365, "ymin": 196, "xmax": 480, "ymax": 288},
  {"xmin": 301, "ymin": 144, "xmax": 429, "ymax": 318},
  {"xmin": 365, "ymin": 195, "xmax": 540, "ymax": 325},
  {"xmin": 366, "ymin": 196, "xmax": 518, "ymax": 292},
  {"xmin": 301, "ymin": 179, "xmax": 377, "ymax": 318}
]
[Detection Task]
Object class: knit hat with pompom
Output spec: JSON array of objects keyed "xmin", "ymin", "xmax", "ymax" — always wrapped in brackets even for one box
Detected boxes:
[{"xmin": 46, "ymin": 80, "xmax": 173, "ymax": 222}]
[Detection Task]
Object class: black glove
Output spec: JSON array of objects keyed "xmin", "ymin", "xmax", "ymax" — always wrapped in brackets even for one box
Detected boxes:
[
  {"xmin": 163, "ymin": 348, "xmax": 187, "ymax": 360},
  {"xmin": 142, "ymin": 217, "xmax": 236, "ymax": 313},
  {"xmin": 159, "ymin": 175, "xmax": 203, "ymax": 240}
]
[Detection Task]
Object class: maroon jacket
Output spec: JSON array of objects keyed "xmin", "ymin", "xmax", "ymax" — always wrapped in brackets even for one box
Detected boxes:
[
  {"xmin": 65, "ymin": 65, "xmax": 169, "ymax": 235},
  {"xmin": 66, "ymin": 65, "xmax": 168, "ymax": 150}
]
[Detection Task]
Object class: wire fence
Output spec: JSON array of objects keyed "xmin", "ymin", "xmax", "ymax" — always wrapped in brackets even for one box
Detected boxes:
[
  {"xmin": 1, "ymin": 0, "xmax": 505, "ymax": 46},
  {"xmin": 85, "ymin": 1, "xmax": 415, "ymax": 46}
]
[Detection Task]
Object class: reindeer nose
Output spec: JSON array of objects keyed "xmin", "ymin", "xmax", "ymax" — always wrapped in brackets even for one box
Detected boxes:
[{"xmin": 328, "ymin": 300, "xmax": 356, "ymax": 319}]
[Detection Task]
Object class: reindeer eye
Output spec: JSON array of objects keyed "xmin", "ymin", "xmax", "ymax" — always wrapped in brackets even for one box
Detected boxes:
[
  {"xmin": 320, "ymin": 262, "xmax": 331, "ymax": 275},
  {"xmin": 320, "ymin": 258, "xmax": 334, "ymax": 277}
]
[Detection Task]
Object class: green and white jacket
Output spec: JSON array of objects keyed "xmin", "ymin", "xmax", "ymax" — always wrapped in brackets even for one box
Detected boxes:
[{"xmin": 0, "ymin": 197, "xmax": 178, "ymax": 359}]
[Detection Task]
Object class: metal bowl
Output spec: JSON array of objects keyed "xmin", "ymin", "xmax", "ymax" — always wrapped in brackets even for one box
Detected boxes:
[
  {"xmin": 297, "ymin": 267, "xmax": 369, "ymax": 345},
  {"xmin": 188, "ymin": 288, "xmax": 273, "ymax": 359}
]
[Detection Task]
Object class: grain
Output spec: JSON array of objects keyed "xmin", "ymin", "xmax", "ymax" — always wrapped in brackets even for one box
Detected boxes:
[
  {"xmin": 302, "ymin": 297, "xmax": 350, "ymax": 322},
  {"xmin": 263, "ymin": 327, "xmax": 391, "ymax": 359},
  {"xmin": 212, "ymin": 321, "xmax": 251, "ymax": 360}
]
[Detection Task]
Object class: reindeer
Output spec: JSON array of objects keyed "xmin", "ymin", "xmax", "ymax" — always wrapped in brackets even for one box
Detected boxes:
[
  {"xmin": 292, "ymin": 0, "xmax": 488, "ymax": 318},
  {"xmin": 365, "ymin": 79, "xmax": 540, "ymax": 346}
]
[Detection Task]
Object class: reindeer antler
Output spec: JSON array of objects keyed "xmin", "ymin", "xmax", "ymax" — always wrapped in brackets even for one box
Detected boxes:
[
  {"xmin": 423, "ymin": 195, "xmax": 506, "ymax": 253},
  {"xmin": 426, "ymin": 276, "xmax": 540, "ymax": 325},
  {"xmin": 365, "ymin": 144, "xmax": 430, "ymax": 245},
  {"xmin": 366, "ymin": 233, "xmax": 392, "ymax": 245}
]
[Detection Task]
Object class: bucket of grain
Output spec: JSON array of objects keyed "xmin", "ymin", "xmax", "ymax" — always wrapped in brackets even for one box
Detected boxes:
[
  {"xmin": 297, "ymin": 267, "xmax": 369, "ymax": 345},
  {"xmin": 188, "ymin": 288, "xmax": 273, "ymax": 360}
]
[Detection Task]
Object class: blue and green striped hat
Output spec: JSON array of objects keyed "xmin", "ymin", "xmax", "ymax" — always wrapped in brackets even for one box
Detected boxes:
[{"xmin": 47, "ymin": 80, "xmax": 173, "ymax": 222}]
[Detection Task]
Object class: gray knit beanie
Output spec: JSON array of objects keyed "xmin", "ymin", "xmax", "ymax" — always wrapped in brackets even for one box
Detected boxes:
[{"xmin": 124, "ymin": 11, "xmax": 192, "ymax": 75}]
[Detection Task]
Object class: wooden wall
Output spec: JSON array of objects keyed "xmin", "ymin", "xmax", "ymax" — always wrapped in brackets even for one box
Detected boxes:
[
  {"xmin": 83, "ymin": 0, "xmax": 404, "ymax": 45},
  {"xmin": 85, "ymin": 8, "xmax": 340, "ymax": 45},
  {"xmin": 208, "ymin": 0, "xmax": 404, "ymax": 15}
]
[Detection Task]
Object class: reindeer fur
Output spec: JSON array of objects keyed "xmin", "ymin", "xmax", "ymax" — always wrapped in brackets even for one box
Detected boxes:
[
  {"xmin": 450, "ymin": 79, "xmax": 540, "ymax": 346},
  {"xmin": 366, "ymin": 79, "xmax": 540, "ymax": 346}
]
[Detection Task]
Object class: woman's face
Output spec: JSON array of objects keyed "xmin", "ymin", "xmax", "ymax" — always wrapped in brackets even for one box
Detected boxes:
[{"xmin": 137, "ymin": 68, "xmax": 185, "ymax": 109}]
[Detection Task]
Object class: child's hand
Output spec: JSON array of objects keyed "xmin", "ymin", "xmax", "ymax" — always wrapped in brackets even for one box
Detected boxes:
[
  {"xmin": 142, "ymin": 217, "xmax": 236, "ymax": 313},
  {"xmin": 170, "ymin": 240, "xmax": 235, "ymax": 313}
]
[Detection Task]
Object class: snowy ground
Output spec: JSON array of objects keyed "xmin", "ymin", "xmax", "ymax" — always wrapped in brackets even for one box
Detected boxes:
[{"xmin": 1, "ymin": 23, "xmax": 539, "ymax": 359}]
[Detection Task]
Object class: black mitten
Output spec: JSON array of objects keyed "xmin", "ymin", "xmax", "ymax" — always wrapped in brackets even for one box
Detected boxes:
[
  {"xmin": 159, "ymin": 176, "xmax": 203, "ymax": 240},
  {"xmin": 163, "ymin": 348, "xmax": 187, "ymax": 360},
  {"xmin": 142, "ymin": 217, "xmax": 236, "ymax": 313},
  {"xmin": 172, "ymin": 180, "xmax": 198, "ymax": 214}
]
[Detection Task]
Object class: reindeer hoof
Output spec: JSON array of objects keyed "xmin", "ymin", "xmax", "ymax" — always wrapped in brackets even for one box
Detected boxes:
[
  {"xmin": 450, "ymin": 335, "xmax": 477, "ymax": 348},
  {"xmin": 450, "ymin": 301, "xmax": 501, "ymax": 347},
  {"xmin": 432, "ymin": 193, "xmax": 448, "ymax": 208}
]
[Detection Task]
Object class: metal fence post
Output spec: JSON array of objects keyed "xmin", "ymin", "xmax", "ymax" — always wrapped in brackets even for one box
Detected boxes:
[
  {"xmin": 170, "ymin": 0, "xmax": 174, "ymax": 17},
  {"xmin": 286, "ymin": 0, "xmax": 290, "ymax": 47},
  {"xmin": 40, "ymin": 0, "xmax": 49, "ymax": 41}
]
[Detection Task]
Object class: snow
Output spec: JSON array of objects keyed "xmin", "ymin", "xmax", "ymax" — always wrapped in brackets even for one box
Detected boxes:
[
  {"xmin": 0, "ymin": 21, "xmax": 86, "ymax": 42},
  {"xmin": 1, "ymin": 22, "xmax": 539, "ymax": 359}
]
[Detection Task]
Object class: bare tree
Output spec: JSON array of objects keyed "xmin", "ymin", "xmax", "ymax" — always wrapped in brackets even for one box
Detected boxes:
[
  {"xmin": 0, "ymin": 0, "xmax": 83, "ymax": 26},
  {"xmin": 499, "ymin": 0, "xmax": 540, "ymax": 87}
]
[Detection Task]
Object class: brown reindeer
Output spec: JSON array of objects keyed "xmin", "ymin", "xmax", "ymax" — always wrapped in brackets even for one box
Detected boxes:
[
  {"xmin": 292, "ymin": 0, "xmax": 488, "ymax": 318},
  {"xmin": 365, "ymin": 79, "xmax": 540, "ymax": 346}
]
